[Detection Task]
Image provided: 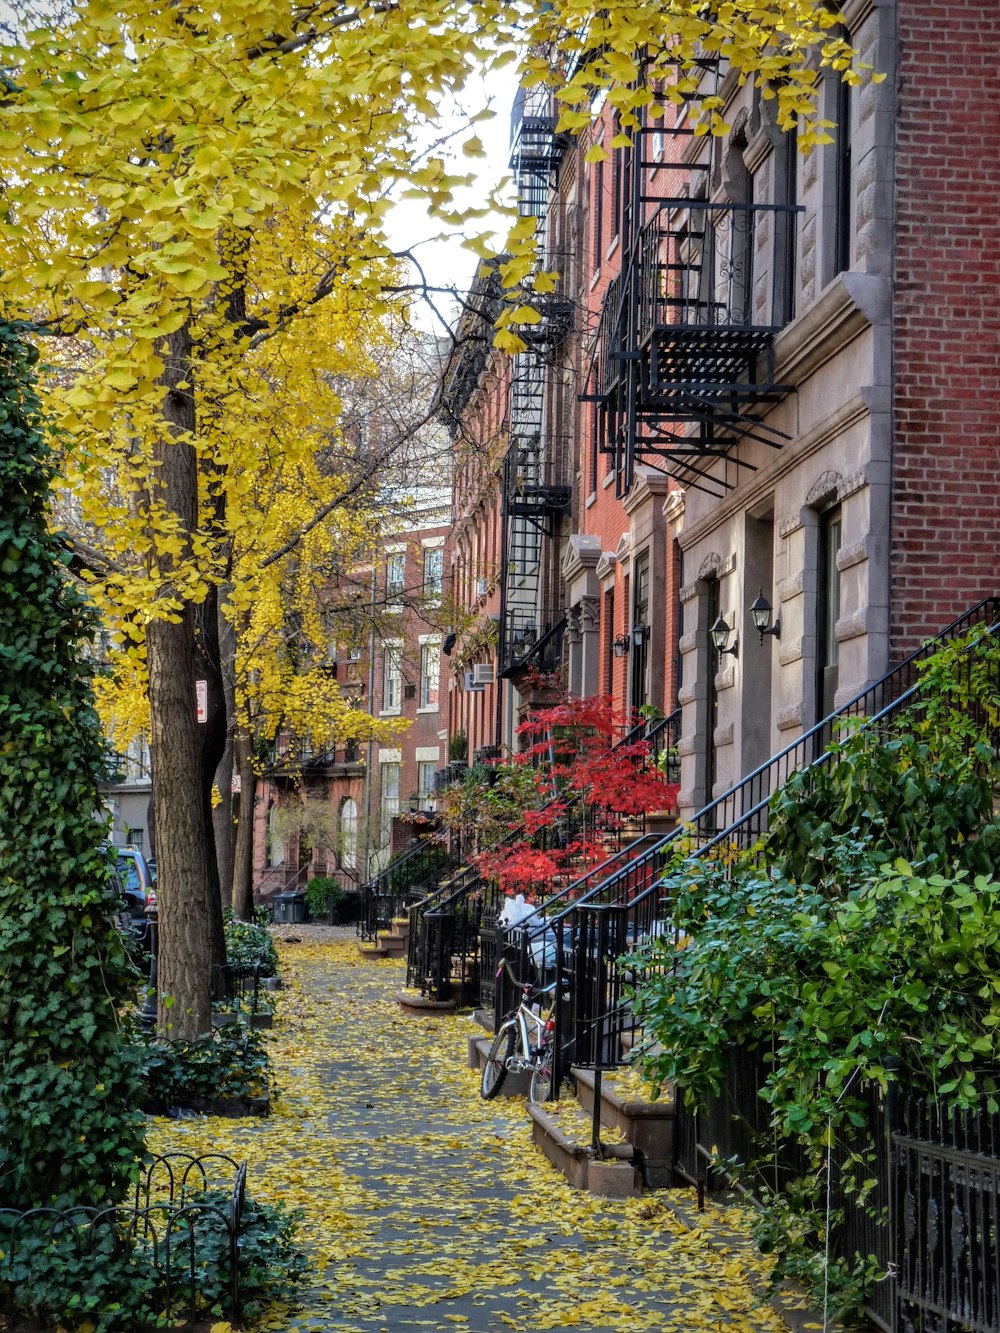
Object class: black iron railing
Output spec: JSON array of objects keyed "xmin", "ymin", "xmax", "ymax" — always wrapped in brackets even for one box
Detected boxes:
[
  {"xmin": 408, "ymin": 710, "xmax": 681, "ymax": 1005},
  {"xmin": 357, "ymin": 835, "xmax": 453, "ymax": 944},
  {"xmin": 504, "ymin": 597, "xmax": 1000, "ymax": 1090},
  {"xmin": 0, "ymin": 1154, "xmax": 248, "ymax": 1326}
]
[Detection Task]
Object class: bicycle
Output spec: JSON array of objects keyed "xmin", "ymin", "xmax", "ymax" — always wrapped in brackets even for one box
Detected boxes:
[{"xmin": 480, "ymin": 965, "xmax": 558, "ymax": 1104}]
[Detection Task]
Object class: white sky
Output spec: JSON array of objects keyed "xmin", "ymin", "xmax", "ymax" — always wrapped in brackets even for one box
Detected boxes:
[{"xmin": 383, "ymin": 65, "xmax": 521, "ymax": 333}]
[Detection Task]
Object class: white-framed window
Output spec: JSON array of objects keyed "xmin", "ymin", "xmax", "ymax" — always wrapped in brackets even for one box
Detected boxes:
[
  {"xmin": 382, "ymin": 641, "xmax": 403, "ymax": 713},
  {"xmin": 339, "ymin": 797, "xmax": 358, "ymax": 871},
  {"xmin": 419, "ymin": 642, "xmax": 440, "ymax": 709},
  {"xmin": 386, "ymin": 551, "xmax": 405, "ymax": 604},
  {"xmin": 266, "ymin": 804, "xmax": 284, "ymax": 867},
  {"xmin": 380, "ymin": 762, "xmax": 400, "ymax": 846},
  {"xmin": 423, "ymin": 545, "xmax": 444, "ymax": 599},
  {"xmin": 417, "ymin": 760, "xmax": 437, "ymax": 803}
]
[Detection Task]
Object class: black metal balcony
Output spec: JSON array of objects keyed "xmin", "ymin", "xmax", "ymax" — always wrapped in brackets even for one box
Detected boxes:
[{"xmin": 584, "ymin": 198, "xmax": 801, "ymax": 495}]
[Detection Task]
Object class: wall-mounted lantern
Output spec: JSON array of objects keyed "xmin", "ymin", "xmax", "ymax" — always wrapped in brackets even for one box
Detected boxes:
[
  {"xmin": 710, "ymin": 615, "xmax": 739, "ymax": 659},
  {"xmin": 749, "ymin": 590, "xmax": 782, "ymax": 645},
  {"xmin": 631, "ymin": 622, "xmax": 649, "ymax": 648},
  {"xmin": 613, "ymin": 634, "xmax": 630, "ymax": 658}
]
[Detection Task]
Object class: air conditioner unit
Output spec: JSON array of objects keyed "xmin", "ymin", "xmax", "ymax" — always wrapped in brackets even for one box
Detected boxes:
[
  {"xmin": 472, "ymin": 663, "xmax": 495, "ymax": 686},
  {"xmin": 464, "ymin": 671, "xmax": 485, "ymax": 693},
  {"xmin": 347, "ymin": 647, "xmax": 362, "ymax": 662},
  {"xmin": 475, "ymin": 577, "xmax": 489, "ymax": 599}
]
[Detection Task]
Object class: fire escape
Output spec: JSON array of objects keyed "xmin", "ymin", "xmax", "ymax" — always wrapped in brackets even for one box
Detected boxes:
[
  {"xmin": 583, "ymin": 78, "xmax": 802, "ymax": 498},
  {"xmin": 499, "ymin": 91, "xmax": 572, "ymax": 678}
]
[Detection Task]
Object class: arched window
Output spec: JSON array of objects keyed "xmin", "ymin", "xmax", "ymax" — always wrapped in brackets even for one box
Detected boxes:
[
  {"xmin": 266, "ymin": 803, "xmax": 284, "ymax": 867},
  {"xmin": 339, "ymin": 798, "xmax": 358, "ymax": 871}
]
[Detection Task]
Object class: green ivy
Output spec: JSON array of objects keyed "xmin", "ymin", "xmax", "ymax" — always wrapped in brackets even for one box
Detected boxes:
[
  {"xmin": 0, "ymin": 323, "xmax": 145, "ymax": 1210},
  {"xmin": 0, "ymin": 1185, "xmax": 306, "ymax": 1329},
  {"xmin": 224, "ymin": 910, "xmax": 279, "ymax": 977},
  {"xmin": 632, "ymin": 628, "xmax": 1000, "ymax": 1312},
  {"xmin": 138, "ymin": 1027, "xmax": 272, "ymax": 1104}
]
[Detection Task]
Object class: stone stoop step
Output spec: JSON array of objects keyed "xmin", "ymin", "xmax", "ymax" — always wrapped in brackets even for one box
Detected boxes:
[
  {"xmin": 396, "ymin": 990, "xmax": 457, "ymax": 1013},
  {"xmin": 357, "ymin": 942, "xmax": 391, "ymax": 959},
  {"xmin": 468, "ymin": 1034, "xmax": 532, "ymax": 1098},
  {"xmin": 526, "ymin": 1101, "xmax": 642, "ymax": 1197},
  {"xmin": 572, "ymin": 1067, "xmax": 676, "ymax": 1189}
]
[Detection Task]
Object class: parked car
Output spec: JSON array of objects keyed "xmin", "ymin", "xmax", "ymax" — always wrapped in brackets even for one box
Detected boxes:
[{"xmin": 107, "ymin": 844, "xmax": 156, "ymax": 957}]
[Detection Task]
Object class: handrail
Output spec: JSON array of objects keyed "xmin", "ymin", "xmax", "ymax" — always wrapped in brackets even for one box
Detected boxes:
[
  {"xmin": 519, "ymin": 599, "xmax": 1000, "ymax": 947},
  {"xmin": 421, "ymin": 709, "xmax": 679, "ymax": 918},
  {"xmin": 511, "ymin": 603, "xmax": 1000, "ymax": 1087}
]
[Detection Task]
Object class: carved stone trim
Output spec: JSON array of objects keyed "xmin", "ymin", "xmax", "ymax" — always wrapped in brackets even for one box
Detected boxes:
[
  {"xmin": 778, "ymin": 511, "xmax": 804, "ymax": 539},
  {"xmin": 579, "ymin": 595, "xmax": 600, "ymax": 632},
  {"xmin": 805, "ymin": 469, "xmax": 843, "ymax": 509},
  {"xmin": 561, "ymin": 534, "xmax": 602, "ymax": 582},
  {"xmin": 679, "ymin": 581, "xmax": 700, "ymax": 603},
  {"xmin": 837, "ymin": 539, "xmax": 869, "ymax": 572},
  {"xmin": 678, "ymin": 632, "xmax": 700, "ymax": 657},
  {"xmin": 712, "ymin": 722, "xmax": 735, "ymax": 747},
  {"xmin": 776, "ymin": 703, "xmax": 805, "ymax": 731},
  {"xmin": 677, "ymin": 684, "xmax": 698, "ymax": 707},
  {"xmin": 714, "ymin": 665, "xmax": 736, "ymax": 692},
  {"xmin": 697, "ymin": 552, "xmax": 723, "ymax": 581},
  {"xmin": 778, "ymin": 638, "xmax": 804, "ymax": 666},
  {"xmin": 565, "ymin": 604, "xmax": 582, "ymax": 645},
  {"xmin": 614, "ymin": 531, "xmax": 632, "ymax": 563},
  {"xmin": 677, "ymin": 734, "xmax": 697, "ymax": 757},
  {"xmin": 596, "ymin": 551, "xmax": 618, "ymax": 582},
  {"xmin": 777, "ymin": 571, "xmax": 804, "ymax": 602}
]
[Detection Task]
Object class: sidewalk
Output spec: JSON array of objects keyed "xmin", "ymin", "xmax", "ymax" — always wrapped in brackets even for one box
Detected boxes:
[{"xmin": 149, "ymin": 932, "xmax": 788, "ymax": 1333}]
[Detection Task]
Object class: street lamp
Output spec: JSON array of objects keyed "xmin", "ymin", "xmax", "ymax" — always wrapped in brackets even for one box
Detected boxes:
[
  {"xmin": 749, "ymin": 590, "xmax": 782, "ymax": 645},
  {"xmin": 710, "ymin": 615, "xmax": 739, "ymax": 659}
]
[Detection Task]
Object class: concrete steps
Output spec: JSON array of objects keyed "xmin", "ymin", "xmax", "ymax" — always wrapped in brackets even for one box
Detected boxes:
[{"xmin": 358, "ymin": 916, "xmax": 410, "ymax": 960}]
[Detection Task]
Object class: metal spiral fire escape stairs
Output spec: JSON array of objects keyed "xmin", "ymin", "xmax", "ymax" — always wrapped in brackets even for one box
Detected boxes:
[
  {"xmin": 499, "ymin": 91, "xmax": 573, "ymax": 678},
  {"xmin": 582, "ymin": 77, "xmax": 802, "ymax": 498}
]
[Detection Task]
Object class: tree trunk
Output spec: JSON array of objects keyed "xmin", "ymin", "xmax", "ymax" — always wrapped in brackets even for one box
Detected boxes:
[
  {"xmin": 193, "ymin": 588, "xmax": 228, "ymax": 986},
  {"xmin": 148, "ymin": 325, "xmax": 213, "ymax": 1039},
  {"xmin": 213, "ymin": 591, "xmax": 237, "ymax": 908},
  {"xmin": 232, "ymin": 729, "xmax": 257, "ymax": 920},
  {"xmin": 148, "ymin": 610, "xmax": 213, "ymax": 1038}
]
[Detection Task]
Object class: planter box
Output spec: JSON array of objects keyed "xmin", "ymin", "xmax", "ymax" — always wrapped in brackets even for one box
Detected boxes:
[
  {"xmin": 573, "ymin": 1067, "xmax": 676, "ymax": 1187},
  {"xmin": 141, "ymin": 1093, "xmax": 270, "ymax": 1118}
]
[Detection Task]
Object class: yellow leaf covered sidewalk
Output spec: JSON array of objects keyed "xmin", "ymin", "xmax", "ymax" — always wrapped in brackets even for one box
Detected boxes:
[{"xmin": 148, "ymin": 934, "xmax": 787, "ymax": 1332}]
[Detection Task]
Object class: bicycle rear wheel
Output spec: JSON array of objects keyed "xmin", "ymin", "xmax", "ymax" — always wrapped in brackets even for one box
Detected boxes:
[{"xmin": 481, "ymin": 1022, "xmax": 516, "ymax": 1100}]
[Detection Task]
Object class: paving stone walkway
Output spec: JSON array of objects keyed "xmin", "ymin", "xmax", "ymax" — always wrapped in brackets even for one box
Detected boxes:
[{"xmin": 150, "ymin": 932, "xmax": 788, "ymax": 1333}]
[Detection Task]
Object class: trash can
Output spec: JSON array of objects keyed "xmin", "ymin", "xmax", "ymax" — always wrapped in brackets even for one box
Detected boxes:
[{"xmin": 271, "ymin": 892, "xmax": 307, "ymax": 924}]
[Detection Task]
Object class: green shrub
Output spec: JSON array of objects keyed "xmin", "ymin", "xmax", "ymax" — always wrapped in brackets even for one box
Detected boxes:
[
  {"xmin": 0, "ymin": 1185, "xmax": 306, "ymax": 1329},
  {"xmin": 224, "ymin": 911, "xmax": 278, "ymax": 978},
  {"xmin": 138, "ymin": 1027, "xmax": 272, "ymax": 1104},
  {"xmin": 305, "ymin": 874, "xmax": 345, "ymax": 918}
]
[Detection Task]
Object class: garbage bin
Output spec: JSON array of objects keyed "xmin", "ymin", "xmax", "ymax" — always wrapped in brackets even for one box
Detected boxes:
[{"xmin": 271, "ymin": 892, "xmax": 307, "ymax": 924}]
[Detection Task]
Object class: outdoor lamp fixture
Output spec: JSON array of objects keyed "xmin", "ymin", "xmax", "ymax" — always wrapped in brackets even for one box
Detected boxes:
[
  {"xmin": 613, "ymin": 634, "xmax": 630, "ymax": 658},
  {"xmin": 710, "ymin": 615, "xmax": 739, "ymax": 659},
  {"xmin": 408, "ymin": 792, "xmax": 420, "ymax": 815},
  {"xmin": 632, "ymin": 622, "xmax": 649, "ymax": 648},
  {"xmin": 749, "ymin": 590, "xmax": 782, "ymax": 646}
]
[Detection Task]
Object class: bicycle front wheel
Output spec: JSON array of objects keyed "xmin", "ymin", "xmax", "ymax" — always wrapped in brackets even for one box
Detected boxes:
[
  {"xmin": 529, "ymin": 1049, "xmax": 556, "ymax": 1104},
  {"xmin": 481, "ymin": 1022, "xmax": 516, "ymax": 1100}
]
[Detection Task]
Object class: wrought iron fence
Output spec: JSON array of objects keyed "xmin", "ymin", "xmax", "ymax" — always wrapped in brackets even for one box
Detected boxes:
[
  {"xmin": 0, "ymin": 1153, "xmax": 247, "ymax": 1326},
  {"xmin": 357, "ymin": 835, "xmax": 453, "ymax": 944}
]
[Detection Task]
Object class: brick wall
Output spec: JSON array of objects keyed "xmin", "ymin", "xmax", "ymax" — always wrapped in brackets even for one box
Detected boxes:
[{"xmin": 892, "ymin": 3, "xmax": 1000, "ymax": 653}]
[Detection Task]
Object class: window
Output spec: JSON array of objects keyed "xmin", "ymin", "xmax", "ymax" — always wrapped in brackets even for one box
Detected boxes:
[
  {"xmin": 592, "ymin": 153, "xmax": 604, "ymax": 265},
  {"xmin": 382, "ymin": 642, "xmax": 402, "ymax": 712},
  {"xmin": 380, "ymin": 762, "xmax": 400, "ymax": 846},
  {"xmin": 339, "ymin": 797, "xmax": 358, "ymax": 870},
  {"xmin": 417, "ymin": 760, "xmax": 436, "ymax": 803},
  {"xmin": 423, "ymin": 546, "xmax": 444, "ymax": 599},
  {"xmin": 266, "ymin": 804, "xmax": 284, "ymax": 867},
  {"xmin": 817, "ymin": 507, "xmax": 842, "ymax": 722},
  {"xmin": 386, "ymin": 551, "xmax": 405, "ymax": 603},
  {"xmin": 419, "ymin": 642, "xmax": 440, "ymax": 709}
]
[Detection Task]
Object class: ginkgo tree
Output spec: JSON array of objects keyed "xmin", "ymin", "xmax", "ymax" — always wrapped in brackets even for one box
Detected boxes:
[{"xmin": 0, "ymin": 0, "xmax": 863, "ymax": 1040}]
